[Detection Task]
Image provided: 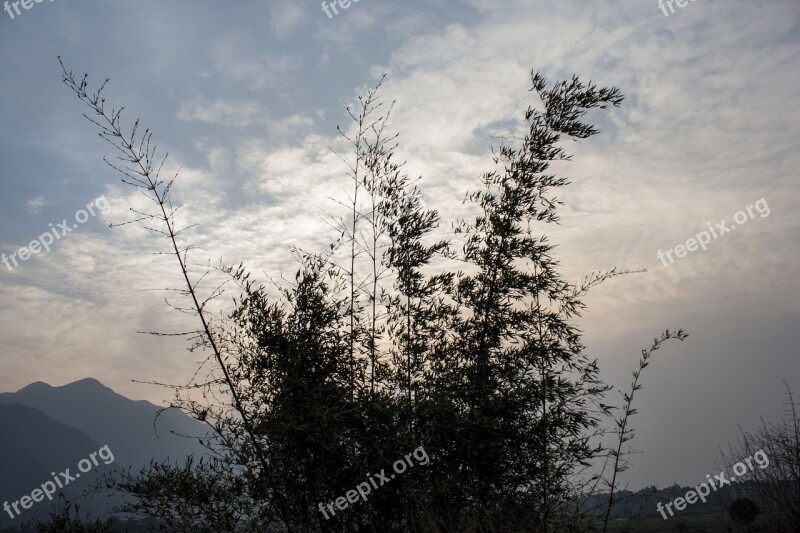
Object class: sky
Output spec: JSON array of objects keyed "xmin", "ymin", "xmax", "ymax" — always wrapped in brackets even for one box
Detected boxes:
[{"xmin": 0, "ymin": 0, "xmax": 798, "ymax": 491}]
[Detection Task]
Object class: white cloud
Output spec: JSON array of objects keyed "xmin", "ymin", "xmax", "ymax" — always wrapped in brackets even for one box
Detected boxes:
[
  {"xmin": 177, "ymin": 99, "xmax": 268, "ymax": 127},
  {"xmin": 269, "ymin": 2, "xmax": 306, "ymax": 40},
  {"xmin": 24, "ymin": 196, "xmax": 45, "ymax": 214},
  {"xmin": 2, "ymin": 0, "xmax": 799, "ymax": 491},
  {"xmin": 210, "ymin": 34, "xmax": 300, "ymax": 90}
]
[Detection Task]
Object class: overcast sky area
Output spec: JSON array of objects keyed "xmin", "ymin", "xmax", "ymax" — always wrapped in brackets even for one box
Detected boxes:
[{"xmin": 0, "ymin": 0, "xmax": 798, "ymax": 491}]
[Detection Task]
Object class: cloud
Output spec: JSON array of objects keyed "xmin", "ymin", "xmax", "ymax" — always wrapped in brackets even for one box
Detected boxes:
[
  {"xmin": 269, "ymin": 2, "xmax": 306, "ymax": 40},
  {"xmin": 210, "ymin": 34, "xmax": 300, "ymax": 91},
  {"xmin": 24, "ymin": 196, "xmax": 45, "ymax": 214},
  {"xmin": 177, "ymin": 99, "xmax": 268, "ymax": 127},
  {"xmin": 1, "ymin": 0, "xmax": 798, "ymax": 492}
]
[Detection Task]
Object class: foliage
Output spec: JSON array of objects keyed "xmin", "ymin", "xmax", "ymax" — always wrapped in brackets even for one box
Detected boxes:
[
  {"xmin": 718, "ymin": 381, "xmax": 800, "ymax": 531},
  {"xmin": 60, "ymin": 61, "xmax": 687, "ymax": 532},
  {"xmin": 728, "ymin": 497, "xmax": 760, "ymax": 525},
  {"xmin": 32, "ymin": 498, "xmax": 111, "ymax": 533}
]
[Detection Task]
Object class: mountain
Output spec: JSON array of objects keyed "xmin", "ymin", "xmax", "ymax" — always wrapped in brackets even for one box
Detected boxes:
[
  {"xmin": 0, "ymin": 378, "xmax": 210, "ymax": 528},
  {"xmin": 0, "ymin": 403, "xmax": 118, "ymax": 527},
  {"xmin": 0, "ymin": 403, "xmax": 99, "ymax": 498},
  {"xmin": 0, "ymin": 378, "xmax": 208, "ymax": 470}
]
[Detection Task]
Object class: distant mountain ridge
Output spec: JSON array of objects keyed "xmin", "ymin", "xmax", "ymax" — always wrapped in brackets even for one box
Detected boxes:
[
  {"xmin": 0, "ymin": 403, "xmax": 99, "ymax": 496},
  {"xmin": 0, "ymin": 378, "xmax": 209, "ymax": 527},
  {"xmin": 0, "ymin": 377, "xmax": 208, "ymax": 469}
]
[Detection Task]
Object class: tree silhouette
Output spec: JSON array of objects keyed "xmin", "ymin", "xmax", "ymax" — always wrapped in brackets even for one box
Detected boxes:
[
  {"xmin": 729, "ymin": 497, "xmax": 760, "ymax": 525},
  {"xmin": 719, "ymin": 382, "xmax": 800, "ymax": 531},
  {"xmin": 60, "ymin": 61, "xmax": 686, "ymax": 532}
]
